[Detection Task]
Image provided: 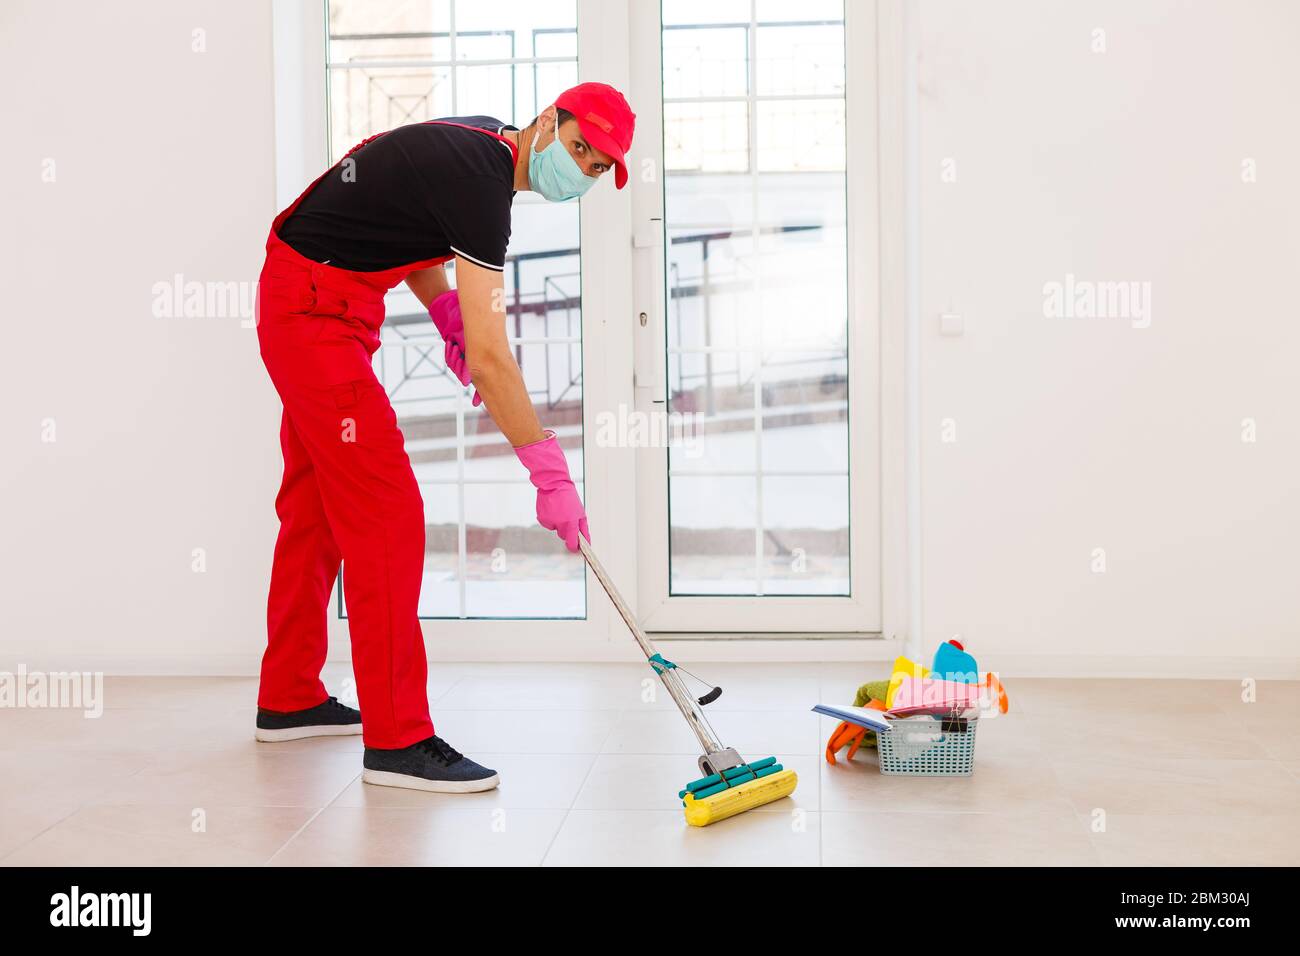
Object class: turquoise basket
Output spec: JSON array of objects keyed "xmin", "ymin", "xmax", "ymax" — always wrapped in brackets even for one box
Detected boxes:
[{"xmin": 877, "ymin": 715, "xmax": 978, "ymax": 776}]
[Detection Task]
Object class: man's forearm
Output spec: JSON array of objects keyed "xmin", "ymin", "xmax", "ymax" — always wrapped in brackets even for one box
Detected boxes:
[
  {"xmin": 467, "ymin": 346, "xmax": 546, "ymax": 446},
  {"xmin": 454, "ymin": 255, "xmax": 546, "ymax": 447},
  {"xmin": 404, "ymin": 264, "xmax": 451, "ymax": 309}
]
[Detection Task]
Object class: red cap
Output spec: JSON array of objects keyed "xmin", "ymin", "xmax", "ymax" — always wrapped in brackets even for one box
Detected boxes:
[{"xmin": 554, "ymin": 82, "xmax": 636, "ymax": 189}]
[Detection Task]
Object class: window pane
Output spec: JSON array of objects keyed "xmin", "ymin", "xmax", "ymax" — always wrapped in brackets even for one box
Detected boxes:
[
  {"xmin": 761, "ymin": 476, "xmax": 849, "ymax": 594},
  {"xmin": 328, "ymin": 0, "xmax": 451, "ymax": 46},
  {"xmin": 664, "ymin": 228, "xmax": 760, "ymax": 350},
  {"xmin": 759, "ymin": 351, "xmax": 849, "ymax": 475},
  {"xmin": 455, "ymin": 0, "xmax": 577, "ymax": 34},
  {"xmin": 464, "ymin": 482, "xmax": 585, "ymax": 618},
  {"xmin": 329, "ymin": 66, "xmax": 453, "ymax": 158},
  {"xmin": 757, "ymin": 99, "xmax": 845, "ymax": 172},
  {"xmin": 663, "ymin": 0, "xmax": 751, "ymax": 25},
  {"xmin": 665, "ymin": 101, "xmax": 749, "ymax": 172},
  {"xmin": 534, "ymin": 30, "xmax": 577, "ymax": 58},
  {"xmin": 328, "ymin": 35, "xmax": 452, "ymax": 66},
  {"xmin": 453, "ymin": 63, "xmax": 519, "ymax": 126},
  {"xmin": 755, "ymin": 0, "xmax": 844, "ymax": 23},
  {"xmin": 667, "ymin": 375, "xmax": 758, "ymax": 476},
  {"xmin": 663, "ymin": 27, "xmax": 749, "ymax": 100},
  {"xmin": 754, "ymin": 179, "xmax": 848, "ymax": 348},
  {"xmin": 756, "ymin": 24, "xmax": 845, "ymax": 97},
  {"xmin": 416, "ymin": 480, "xmax": 461, "ymax": 618},
  {"xmin": 669, "ymin": 476, "xmax": 758, "ymax": 595}
]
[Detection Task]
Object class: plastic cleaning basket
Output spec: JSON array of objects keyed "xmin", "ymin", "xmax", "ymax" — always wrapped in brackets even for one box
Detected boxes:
[{"xmin": 877, "ymin": 714, "xmax": 978, "ymax": 776}]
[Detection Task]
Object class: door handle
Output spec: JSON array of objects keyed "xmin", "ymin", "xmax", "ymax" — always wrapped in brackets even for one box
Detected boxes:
[{"xmin": 633, "ymin": 217, "xmax": 667, "ymax": 403}]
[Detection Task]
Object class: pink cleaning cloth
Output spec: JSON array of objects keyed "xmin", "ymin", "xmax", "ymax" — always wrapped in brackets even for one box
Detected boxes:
[{"xmin": 886, "ymin": 676, "xmax": 983, "ymax": 716}]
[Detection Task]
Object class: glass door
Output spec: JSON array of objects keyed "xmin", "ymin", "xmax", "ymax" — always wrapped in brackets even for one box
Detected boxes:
[
  {"xmin": 629, "ymin": 0, "xmax": 880, "ymax": 632},
  {"xmin": 325, "ymin": 0, "xmax": 587, "ymax": 621}
]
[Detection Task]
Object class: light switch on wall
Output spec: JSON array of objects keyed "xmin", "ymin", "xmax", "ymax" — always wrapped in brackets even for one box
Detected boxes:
[{"xmin": 939, "ymin": 312, "xmax": 964, "ymax": 336}]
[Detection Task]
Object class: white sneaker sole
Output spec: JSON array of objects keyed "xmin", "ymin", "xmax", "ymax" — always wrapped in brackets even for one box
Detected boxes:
[
  {"xmin": 255, "ymin": 723, "xmax": 363, "ymax": 742},
  {"xmin": 362, "ymin": 768, "xmax": 501, "ymax": 793}
]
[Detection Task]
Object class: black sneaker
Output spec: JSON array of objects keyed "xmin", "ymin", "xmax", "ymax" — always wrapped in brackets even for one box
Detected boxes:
[
  {"xmin": 362, "ymin": 735, "xmax": 500, "ymax": 793},
  {"xmin": 255, "ymin": 696, "xmax": 362, "ymax": 742}
]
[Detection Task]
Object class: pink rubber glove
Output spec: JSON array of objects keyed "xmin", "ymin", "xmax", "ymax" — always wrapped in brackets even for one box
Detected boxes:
[
  {"xmin": 514, "ymin": 430, "xmax": 590, "ymax": 552},
  {"xmin": 428, "ymin": 290, "xmax": 482, "ymax": 407}
]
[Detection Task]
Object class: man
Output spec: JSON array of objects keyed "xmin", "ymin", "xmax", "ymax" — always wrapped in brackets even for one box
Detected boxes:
[{"xmin": 252, "ymin": 83, "xmax": 635, "ymax": 793}]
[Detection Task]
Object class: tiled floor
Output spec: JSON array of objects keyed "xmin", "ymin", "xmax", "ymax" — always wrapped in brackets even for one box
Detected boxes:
[{"xmin": 1, "ymin": 665, "xmax": 1297, "ymax": 866}]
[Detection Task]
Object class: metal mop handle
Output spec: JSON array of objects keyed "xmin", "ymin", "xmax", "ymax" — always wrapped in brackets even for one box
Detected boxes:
[{"xmin": 578, "ymin": 539, "xmax": 727, "ymax": 758}]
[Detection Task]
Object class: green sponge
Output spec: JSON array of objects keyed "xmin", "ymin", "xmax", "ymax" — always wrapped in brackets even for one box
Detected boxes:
[
  {"xmin": 851, "ymin": 680, "xmax": 891, "ymax": 748},
  {"xmin": 854, "ymin": 680, "xmax": 891, "ymax": 708}
]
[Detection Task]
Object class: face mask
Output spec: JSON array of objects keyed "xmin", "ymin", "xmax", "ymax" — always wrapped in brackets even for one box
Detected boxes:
[{"xmin": 527, "ymin": 127, "xmax": 599, "ymax": 202}]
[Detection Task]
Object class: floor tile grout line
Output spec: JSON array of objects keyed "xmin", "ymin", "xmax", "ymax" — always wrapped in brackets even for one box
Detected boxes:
[
  {"xmin": 538, "ymin": 770, "xmax": 593, "ymax": 866},
  {"xmin": 538, "ymin": 706, "xmax": 631, "ymax": 867},
  {"xmin": 263, "ymin": 769, "xmax": 363, "ymax": 866},
  {"xmin": 818, "ymin": 808, "xmax": 1080, "ymax": 816},
  {"xmin": 1241, "ymin": 723, "xmax": 1288, "ymax": 764},
  {"xmin": 0, "ymin": 749, "xmax": 164, "ymax": 862},
  {"xmin": 817, "ymin": 717, "xmax": 823, "ymax": 866},
  {"xmin": 428, "ymin": 675, "xmax": 469, "ymax": 709},
  {"xmin": 263, "ymin": 804, "xmax": 333, "ymax": 867},
  {"xmin": 0, "ymin": 803, "xmax": 83, "ymax": 865}
]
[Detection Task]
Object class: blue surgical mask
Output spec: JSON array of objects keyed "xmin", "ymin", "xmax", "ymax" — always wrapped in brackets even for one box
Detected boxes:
[{"xmin": 527, "ymin": 129, "xmax": 598, "ymax": 202}]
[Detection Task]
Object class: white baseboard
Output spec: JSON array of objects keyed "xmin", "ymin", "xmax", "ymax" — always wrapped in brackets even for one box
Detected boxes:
[
  {"xmin": 978, "ymin": 654, "xmax": 1300, "ymax": 681},
  {"xmin": 1, "ymin": 648, "xmax": 1294, "ymax": 679},
  {"xmin": 0, "ymin": 656, "xmax": 265, "ymax": 677},
  {"xmin": 0, "ymin": 639, "xmax": 900, "ymax": 676}
]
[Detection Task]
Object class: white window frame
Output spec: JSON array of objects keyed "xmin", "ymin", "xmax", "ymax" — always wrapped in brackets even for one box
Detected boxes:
[{"xmin": 627, "ymin": 0, "xmax": 905, "ymax": 638}]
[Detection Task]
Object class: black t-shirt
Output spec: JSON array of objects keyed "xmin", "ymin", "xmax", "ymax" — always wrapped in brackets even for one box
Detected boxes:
[{"xmin": 278, "ymin": 116, "xmax": 519, "ymax": 272}]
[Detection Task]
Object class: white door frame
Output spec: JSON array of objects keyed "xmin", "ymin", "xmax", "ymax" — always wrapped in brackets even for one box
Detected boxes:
[
  {"xmin": 625, "ymin": 0, "xmax": 897, "ymax": 635},
  {"xmin": 271, "ymin": 0, "xmax": 636, "ymax": 658}
]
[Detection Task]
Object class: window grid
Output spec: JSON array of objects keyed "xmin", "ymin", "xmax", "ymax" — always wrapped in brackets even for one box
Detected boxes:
[{"xmin": 662, "ymin": 17, "xmax": 846, "ymax": 175}]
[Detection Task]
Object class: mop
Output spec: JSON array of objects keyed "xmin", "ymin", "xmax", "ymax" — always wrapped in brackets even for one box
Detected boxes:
[{"xmin": 580, "ymin": 540, "xmax": 798, "ymax": 826}]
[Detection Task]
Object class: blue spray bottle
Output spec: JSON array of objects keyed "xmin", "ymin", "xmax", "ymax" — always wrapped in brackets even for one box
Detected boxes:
[{"xmin": 931, "ymin": 639, "xmax": 979, "ymax": 684}]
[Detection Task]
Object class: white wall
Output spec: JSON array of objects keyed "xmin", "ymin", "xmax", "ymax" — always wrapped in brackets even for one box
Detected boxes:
[
  {"xmin": 913, "ymin": 0, "xmax": 1300, "ymax": 675},
  {"xmin": 0, "ymin": 0, "xmax": 281, "ymax": 671}
]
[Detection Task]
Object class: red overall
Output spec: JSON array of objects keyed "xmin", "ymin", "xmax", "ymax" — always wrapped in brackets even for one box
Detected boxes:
[{"xmin": 256, "ymin": 123, "xmax": 519, "ymax": 749}]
